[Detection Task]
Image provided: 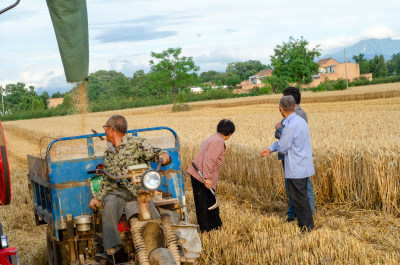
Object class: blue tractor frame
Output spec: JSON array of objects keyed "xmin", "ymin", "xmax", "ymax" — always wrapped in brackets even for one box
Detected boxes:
[{"xmin": 28, "ymin": 127, "xmax": 187, "ymax": 241}]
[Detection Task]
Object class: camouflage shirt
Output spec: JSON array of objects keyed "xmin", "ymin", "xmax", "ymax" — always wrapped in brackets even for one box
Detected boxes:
[{"xmin": 93, "ymin": 134, "xmax": 162, "ymax": 201}]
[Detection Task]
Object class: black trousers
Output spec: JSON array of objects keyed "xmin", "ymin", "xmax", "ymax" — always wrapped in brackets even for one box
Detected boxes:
[
  {"xmin": 287, "ymin": 178, "xmax": 314, "ymax": 231},
  {"xmin": 190, "ymin": 175, "xmax": 222, "ymax": 232}
]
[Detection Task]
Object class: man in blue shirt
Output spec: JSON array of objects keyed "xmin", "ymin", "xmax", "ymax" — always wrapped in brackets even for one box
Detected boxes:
[
  {"xmin": 275, "ymin": 87, "xmax": 315, "ymax": 223},
  {"xmin": 261, "ymin": 96, "xmax": 315, "ymax": 231}
]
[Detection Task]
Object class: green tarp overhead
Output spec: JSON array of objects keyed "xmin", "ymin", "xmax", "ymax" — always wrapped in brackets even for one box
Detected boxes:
[{"xmin": 47, "ymin": 0, "xmax": 89, "ymax": 82}]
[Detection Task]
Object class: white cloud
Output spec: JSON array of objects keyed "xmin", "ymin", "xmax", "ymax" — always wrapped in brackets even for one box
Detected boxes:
[
  {"xmin": 2, "ymin": 0, "xmax": 400, "ymax": 93},
  {"xmin": 312, "ymin": 25, "xmax": 400, "ymax": 54},
  {"xmin": 361, "ymin": 25, "xmax": 400, "ymax": 39},
  {"xmin": 311, "ymin": 36, "xmax": 361, "ymax": 53}
]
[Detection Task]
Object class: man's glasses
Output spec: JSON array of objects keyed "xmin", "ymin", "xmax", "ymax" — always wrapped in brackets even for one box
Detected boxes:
[{"xmin": 103, "ymin": 125, "xmax": 110, "ymax": 130}]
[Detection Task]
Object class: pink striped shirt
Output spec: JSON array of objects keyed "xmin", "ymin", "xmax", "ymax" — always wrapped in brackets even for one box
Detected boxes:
[{"xmin": 187, "ymin": 133, "xmax": 226, "ymax": 190}]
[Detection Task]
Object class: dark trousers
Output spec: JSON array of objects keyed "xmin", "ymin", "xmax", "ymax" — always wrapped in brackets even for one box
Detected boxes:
[
  {"xmin": 190, "ymin": 175, "xmax": 222, "ymax": 232},
  {"xmin": 287, "ymin": 178, "xmax": 314, "ymax": 231},
  {"xmin": 102, "ymin": 190, "xmax": 152, "ymax": 251},
  {"xmin": 102, "ymin": 193, "xmax": 126, "ymax": 251},
  {"xmin": 282, "ymin": 160, "xmax": 315, "ymax": 218}
]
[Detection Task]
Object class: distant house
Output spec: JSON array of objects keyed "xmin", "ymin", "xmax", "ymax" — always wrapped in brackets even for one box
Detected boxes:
[
  {"xmin": 47, "ymin": 98, "xmax": 64, "ymax": 108},
  {"xmin": 236, "ymin": 58, "xmax": 373, "ymax": 93},
  {"xmin": 249, "ymin": 69, "xmax": 274, "ymax": 84},
  {"xmin": 318, "ymin": 58, "xmax": 338, "ymax": 73},
  {"xmin": 192, "ymin": 83, "xmax": 228, "ymax": 94},
  {"xmin": 304, "ymin": 58, "xmax": 373, "ymax": 88},
  {"xmin": 190, "ymin": 87, "xmax": 203, "ymax": 94},
  {"xmin": 239, "ymin": 69, "xmax": 273, "ymax": 91}
]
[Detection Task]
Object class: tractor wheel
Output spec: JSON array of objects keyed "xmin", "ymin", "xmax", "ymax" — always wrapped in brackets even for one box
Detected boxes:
[
  {"xmin": 46, "ymin": 225, "xmax": 70, "ymax": 265},
  {"xmin": 0, "ymin": 222, "xmax": 3, "ymax": 236},
  {"xmin": 148, "ymin": 248, "xmax": 177, "ymax": 265}
]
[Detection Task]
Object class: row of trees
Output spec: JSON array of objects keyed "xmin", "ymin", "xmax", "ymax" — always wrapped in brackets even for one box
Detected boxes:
[
  {"xmin": 0, "ymin": 82, "xmax": 68, "ymax": 114},
  {"xmin": 199, "ymin": 60, "xmax": 269, "ymax": 87},
  {"xmin": 1, "ymin": 49, "xmax": 271, "ymax": 117},
  {"xmin": 352, "ymin": 53, "xmax": 400, "ymax": 78},
  {"xmin": 2, "ymin": 37, "xmax": 400, "ymax": 118},
  {"xmin": 87, "ymin": 48, "xmax": 273, "ymax": 107},
  {"xmin": 87, "ymin": 48, "xmax": 199, "ymax": 107}
]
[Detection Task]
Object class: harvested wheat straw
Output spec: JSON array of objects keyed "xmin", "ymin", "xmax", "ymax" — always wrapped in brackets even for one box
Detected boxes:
[{"xmin": 1, "ymin": 84, "xmax": 399, "ymax": 264}]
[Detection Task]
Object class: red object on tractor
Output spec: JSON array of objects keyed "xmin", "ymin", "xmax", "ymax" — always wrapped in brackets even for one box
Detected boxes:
[
  {"xmin": 0, "ymin": 247, "xmax": 18, "ymax": 265},
  {"xmin": 0, "ymin": 2, "xmax": 22, "ymax": 264},
  {"xmin": 118, "ymin": 220, "xmax": 130, "ymax": 232},
  {"xmin": 0, "ymin": 121, "xmax": 11, "ymax": 205},
  {"xmin": 0, "ymin": 121, "xmax": 18, "ymax": 264}
]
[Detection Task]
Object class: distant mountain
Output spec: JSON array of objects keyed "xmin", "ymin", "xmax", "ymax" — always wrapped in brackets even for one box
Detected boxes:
[{"xmin": 320, "ymin": 38, "xmax": 400, "ymax": 63}]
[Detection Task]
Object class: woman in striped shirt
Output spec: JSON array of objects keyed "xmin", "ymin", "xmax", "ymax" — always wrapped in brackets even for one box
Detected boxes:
[{"xmin": 187, "ymin": 119, "xmax": 235, "ymax": 232}]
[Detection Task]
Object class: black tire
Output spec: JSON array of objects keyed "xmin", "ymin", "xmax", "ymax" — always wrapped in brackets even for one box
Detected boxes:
[
  {"xmin": 148, "ymin": 248, "xmax": 177, "ymax": 265},
  {"xmin": 0, "ymin": 221, "xmax": 3, "ymax": 236},
  {"xmin": 46, "ymin": 225, "xmax": 70, "ymax": 265}
]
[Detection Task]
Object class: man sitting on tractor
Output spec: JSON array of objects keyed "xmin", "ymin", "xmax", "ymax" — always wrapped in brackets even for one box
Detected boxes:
[{"xmin": 89, "ymin": 115, "xmax": 171, "ymax": 262}]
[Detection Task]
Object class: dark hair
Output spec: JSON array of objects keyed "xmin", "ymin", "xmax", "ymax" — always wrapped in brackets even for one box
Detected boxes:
[
  {"xmin": 279, "ymin": 96, "xmax": 295, "ymax": 112},
  {"xmin": 217, "ymin": 119, "xmax": 235, "ymax": 136},
  {"xmin": 282, "ymin": 86, "xmax": 301, "ymax": 104},
  {"xmin": 107, "ymin": 115, "xmax": 127, "ymax": 133}
]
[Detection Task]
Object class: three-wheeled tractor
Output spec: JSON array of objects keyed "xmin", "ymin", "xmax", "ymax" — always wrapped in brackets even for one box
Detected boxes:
[{"xmin": 27, "ymin": 127, "xmax": 201, "ymax": 265}]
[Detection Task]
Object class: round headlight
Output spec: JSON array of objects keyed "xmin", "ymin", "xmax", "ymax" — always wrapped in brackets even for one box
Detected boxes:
[{"xmin": 141, "ymin": 171, "xmax": 162, "ymax": 190}]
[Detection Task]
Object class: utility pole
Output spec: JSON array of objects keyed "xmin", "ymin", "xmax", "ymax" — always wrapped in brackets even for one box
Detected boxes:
[{"xmin": 344, "ymin": 49, "xmax": 349, "ymax": 88}]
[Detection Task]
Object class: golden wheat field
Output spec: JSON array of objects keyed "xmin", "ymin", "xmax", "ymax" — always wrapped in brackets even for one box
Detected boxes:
[{"xmin": 1, "ymin": 83, "xmax": 400, "ymax": 264}]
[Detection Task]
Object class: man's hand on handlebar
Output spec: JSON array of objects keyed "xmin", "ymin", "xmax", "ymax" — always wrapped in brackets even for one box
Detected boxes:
[
  {"xmin": 89, "ymin": 198, "xmax": 99, "ymax": 209},
  {"xmin": 159, "ymin": 152, "xmax": 171, "ymax": 165}
]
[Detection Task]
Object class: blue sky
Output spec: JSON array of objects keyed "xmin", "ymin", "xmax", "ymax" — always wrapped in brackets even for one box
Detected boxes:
[{"xmin": 1, "ymin": 0, "xmax": 400, "ymax": 95}]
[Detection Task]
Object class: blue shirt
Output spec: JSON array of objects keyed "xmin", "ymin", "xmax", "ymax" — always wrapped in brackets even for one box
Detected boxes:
[
  {"xmin": 275, "ymin": 105, "xmax": 308, "ymax": 160},
  {"xmin": 269, "ymin": 113, "xmax": 314, "ymax": 179}
]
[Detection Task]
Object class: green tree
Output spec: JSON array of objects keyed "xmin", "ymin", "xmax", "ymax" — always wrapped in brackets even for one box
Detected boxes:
[
  {"xmin": 3, "ymin": 82, "xmax": 39, "ymax": 111},
  {"xmin": 189, "ymin": 72, "xmax": 200, "ymax": 87},
  {"xmin": 359, "ymin": 61, "xmax": 371, "ymax": 75},
  {"xmin": 39, "ymin": 92, "xmax": 50, "ymax": 109},
  {"xmin": 224, "ymin": 74, "xmax": 242, "ymax": 87},
  {"xmin": 40, "ymin": 91, "xmax": 50, "ymax": 99},
  {"xmin": 226, "ymin": 60, "xmax": 268, "ymax": 81},
  {"xmin": 60, "ymin": 93, "xmax": 74, "ymax": 110},
  {"xmin": 388, "ymin": 53, "xmax": 400, "ymax": 75},
  {"xmin": 31, "ymin": 98, "xmax": 45, "ymax": 110},
  {"xmin": 199, "ymin": 70, "xmax": 219, "ymax": 82},
  {"xmin": 264, "ymin": 75, "xmax": 290, "ymax": 94},
  {"xmin": 51, "ymin": 91, "xmax": 64, "ymax": 98},
  {"xmin": 352, "ymin": 53, "xmax": 366, "ymax": 63},
  {"xmin": 149, "ymin": 47, "xmax": 199, "ymax": 106},
  {"xmin": 199, "ymin": 71, "xmax": 241, "ymax": 86},
  {"xmin": 209, "ymin": 73, "xmax": 238, "ymax": 87},
  {"xmin": 370, "ymin": 55, "xmax": 379, "ymax": 78},
  {"xmin": 39, "ymin": 91, "xmax": 50, "ymax": 103},
  {"xmin": 270, "ymin": 36, "xmax": 321, "ymax": 86},
  {"xmin": 87, "ymin": 70, "xmax": 110, "ymax": 101},
  {"xmin": 110, "ymin": 74, "xmax": 131, "ymax": 98},
  {"xmin": 374, "ymin": 55, "xmax": 388, "ymax": 78},
  {"xmin": 352, "ymin": 53, "xmax": 370, "ymax": 74},
  {"xmin": 87, "ymin": 70, "xmax": 132, "ymax": 101},
  {"xmin": 131, "ymin": 70, "xmax": 155, "ymax": 97}
]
